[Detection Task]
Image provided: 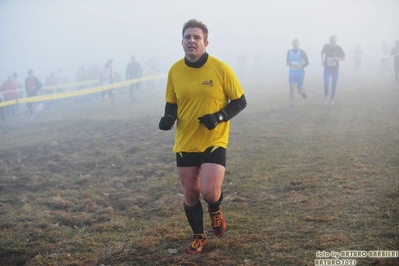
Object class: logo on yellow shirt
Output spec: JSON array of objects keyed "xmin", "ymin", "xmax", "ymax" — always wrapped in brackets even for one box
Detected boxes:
[{"xmin": 201, "ymin": 80, "xmax": 213, "ymax": 87}]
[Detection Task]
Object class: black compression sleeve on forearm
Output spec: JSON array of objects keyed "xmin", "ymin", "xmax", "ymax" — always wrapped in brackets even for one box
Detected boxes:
[
  {"xmin": 220, "ymin": 94, "xmax": 247, "ymax": 121},
  {"xmin": 301, "ymin": 50, "xmax": 309, "ymax": 68},
  {"xmin": 164, "ymin": 102, "xmax": 177, "ymax": 119}
]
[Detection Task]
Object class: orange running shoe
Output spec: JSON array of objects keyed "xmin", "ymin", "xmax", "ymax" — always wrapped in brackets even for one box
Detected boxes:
[
  {"xmin": 186, "ymin": 233, "xmax": 207, "ymax": 254},
  {"xmin": 209, "ymin": 208, "xmax": 226, "ymax": 237}
]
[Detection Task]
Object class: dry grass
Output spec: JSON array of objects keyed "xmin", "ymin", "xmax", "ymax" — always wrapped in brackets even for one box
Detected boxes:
[{"xmin": 0, "ymin": 74, "xmax": 398, "ymax": 265}]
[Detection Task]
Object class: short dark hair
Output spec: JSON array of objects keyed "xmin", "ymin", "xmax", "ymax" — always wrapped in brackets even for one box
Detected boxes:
[
  {"xmin": 182, "ymin": 19, "xmax": 208, "ymax": 41},
  {"xmin": 105, "ymin": 59, "xmax": 113, "ymax": 67}
]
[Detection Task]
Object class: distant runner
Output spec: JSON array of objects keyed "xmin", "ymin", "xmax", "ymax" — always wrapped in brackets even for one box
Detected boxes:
[
  {"xmin": 321, "ymin": 35, "xmax": 345, "ymax": 106},
  {"xmin": 286, "ymin": 39, "xmax": 309, "ymax": 108},
  {"xmin": 390, "ymin": 40, "xmax": 399, "ymax": 85}
]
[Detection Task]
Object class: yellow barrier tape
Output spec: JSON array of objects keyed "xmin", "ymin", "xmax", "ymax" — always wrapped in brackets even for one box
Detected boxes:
[
  {"xmin": 42, "ymin": 79, "xmax": 100, "ymax": 90},
  {"xmin": 0, "ymin": 74, "xmax": 166, "ymax": 108},
  {"xmin": 0, "ymin": 79, "xmax": 101, "ymax": 95}
]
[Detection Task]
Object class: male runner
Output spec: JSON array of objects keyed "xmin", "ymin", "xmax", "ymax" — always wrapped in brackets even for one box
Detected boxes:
[
  {"xmin": 286, "ymin": 39, "xmax": 309, "ymax": 108},
  {"xmin": 321, "ymin": 35, "xmax": 345, "ymax": 106},
  {"xmin": 159, "ymin": 19, "xmax": 247, "ymax": 254},
  {"xmin": 390, "ymin": 40, "xmax": 399, "ymax": 84}
]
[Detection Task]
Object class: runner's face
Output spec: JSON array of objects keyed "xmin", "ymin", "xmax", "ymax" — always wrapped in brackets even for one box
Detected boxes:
[
  {"xmin": 292, "ymin": 40, "xmax": 300, "ymax": 50},
  {"xmin": 182, "ymin": 27, "xmax": 208, "ymax": 62},
  {"xmin": 330, "ymin": 37, "xmax": 337, "ymax": 47}
]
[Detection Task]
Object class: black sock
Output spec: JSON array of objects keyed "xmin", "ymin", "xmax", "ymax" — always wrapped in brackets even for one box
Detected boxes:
[
  {"xmin": 184, "ymin": 201, "xmax": 204, "ymax": 235},
  {"xmin": 205, "ymin": 191, "xmax": 223, "ymax": 213}
]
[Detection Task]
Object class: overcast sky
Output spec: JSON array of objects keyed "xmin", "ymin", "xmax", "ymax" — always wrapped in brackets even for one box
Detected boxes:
[{"xmin": 1, "ymin": 0, "xmax": 399, "ymax": 82}]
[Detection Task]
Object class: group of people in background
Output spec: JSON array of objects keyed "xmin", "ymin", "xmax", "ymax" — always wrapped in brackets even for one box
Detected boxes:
[
  {"xmin": 97, "ymin": 56, "xmax": 160, "ymax": 105},
  {"xmin": 0, "ymin": 69, "xmax": 67, "ymax": 121},
  {"xmin": 0, "ymin": 55, "xmax": 161, "ymax": 122},
  {"xmin": 1, "ymin": 38, "xmax": 398, "ymax": 122},
  {"xmin": 74, "ymin": 56, "xmax": 158, "ymax": 105},
  {"xmin": 286, "ymin": 36, "xmax": 399, "ymax": 108},
  {"xmin": 0, "ymin": 70, "xmax": 43, "ymax": 120}
]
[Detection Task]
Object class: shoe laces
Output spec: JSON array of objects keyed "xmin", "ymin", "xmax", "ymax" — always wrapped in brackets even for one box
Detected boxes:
[
  {"xmin": 190, "ymin": 239, "xmax": 203, "ymax": 249},
  {"xmin": 190, "ymin": 234, "xmax": 205, "ymax": 249},
  {"xmin": 210, "ymin": 211, "xmax": 222, "ymax": 227}
]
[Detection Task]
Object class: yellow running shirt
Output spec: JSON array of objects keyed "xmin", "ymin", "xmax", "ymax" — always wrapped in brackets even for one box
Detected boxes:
[{"xmin": 165, "ymin": 55, "xmax": 244, "ymax": 153}]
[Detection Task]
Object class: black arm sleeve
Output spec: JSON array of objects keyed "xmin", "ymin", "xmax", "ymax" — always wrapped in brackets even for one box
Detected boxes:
[
  {"xmin": 164, "ymin": 102, "xmax": 177, "ymax": 119},
  {"xmin": 339, "ymin": 46, "xmax": 345, "ymax": 57},
  {"xmin": 220, "ymin": 94, "xmax": 247, "ymax": 121},
  {"xmin": 301, "ymin": 50, "xmax": 309, "ymax": 68}
]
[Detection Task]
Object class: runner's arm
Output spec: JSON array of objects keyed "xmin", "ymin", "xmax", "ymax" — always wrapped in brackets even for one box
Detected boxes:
[
  {"xmin": 219, "ymin": 94, "xmax": 247, "ymax": 121},
  {"xmin": 301, "ymin": 51, "xmax": 309, "ymax": 68}
]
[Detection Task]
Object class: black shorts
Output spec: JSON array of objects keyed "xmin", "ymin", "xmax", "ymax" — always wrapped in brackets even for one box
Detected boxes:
[{"xmin": 176, "ymin": 146, "xmax": 226, "ymax": 167}]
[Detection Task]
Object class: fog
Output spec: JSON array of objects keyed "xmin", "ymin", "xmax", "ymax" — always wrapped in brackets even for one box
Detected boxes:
[{"xmin": 1, "ymin": 0, "xmax": 399, "ymax": 84}]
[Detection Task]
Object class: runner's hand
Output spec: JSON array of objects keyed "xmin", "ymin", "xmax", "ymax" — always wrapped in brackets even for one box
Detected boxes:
[
  {"xmin": 198, "ymin": 114, "xmax": 218, "ymax": 130},
  {"xmin": 159, "ymin": 115, "xmax": 175, "ymax": 130}
]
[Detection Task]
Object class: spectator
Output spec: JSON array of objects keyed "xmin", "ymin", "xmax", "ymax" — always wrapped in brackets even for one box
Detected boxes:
[
  {"xmin": 99, "ymin": 59, "xmax": 114, "ymax": 104},
  {"xmin": 0, "ymin": 76, "xmax": 18, "ymax": 117},
  {"xmin": 126, "ymin": 55, "xmax": 143, "ymax": 102},
  {"xmin": 25, "ymin": 70, "xmax": 42, "ymax": 119},
  {"xmin": 12, "ymin": 72, "xmax": 24, "ymax": 99}
]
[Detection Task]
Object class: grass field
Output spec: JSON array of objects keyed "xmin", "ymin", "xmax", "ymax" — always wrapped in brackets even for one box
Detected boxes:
[{"xmin": 0, "ymin": 72, "xmax": 398, "ymax": 265}]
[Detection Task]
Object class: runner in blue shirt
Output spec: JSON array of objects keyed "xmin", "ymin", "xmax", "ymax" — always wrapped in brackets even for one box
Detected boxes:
[{"xmin": 286, "ymin": 39, "xmax": 309, "ymax": 108}]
